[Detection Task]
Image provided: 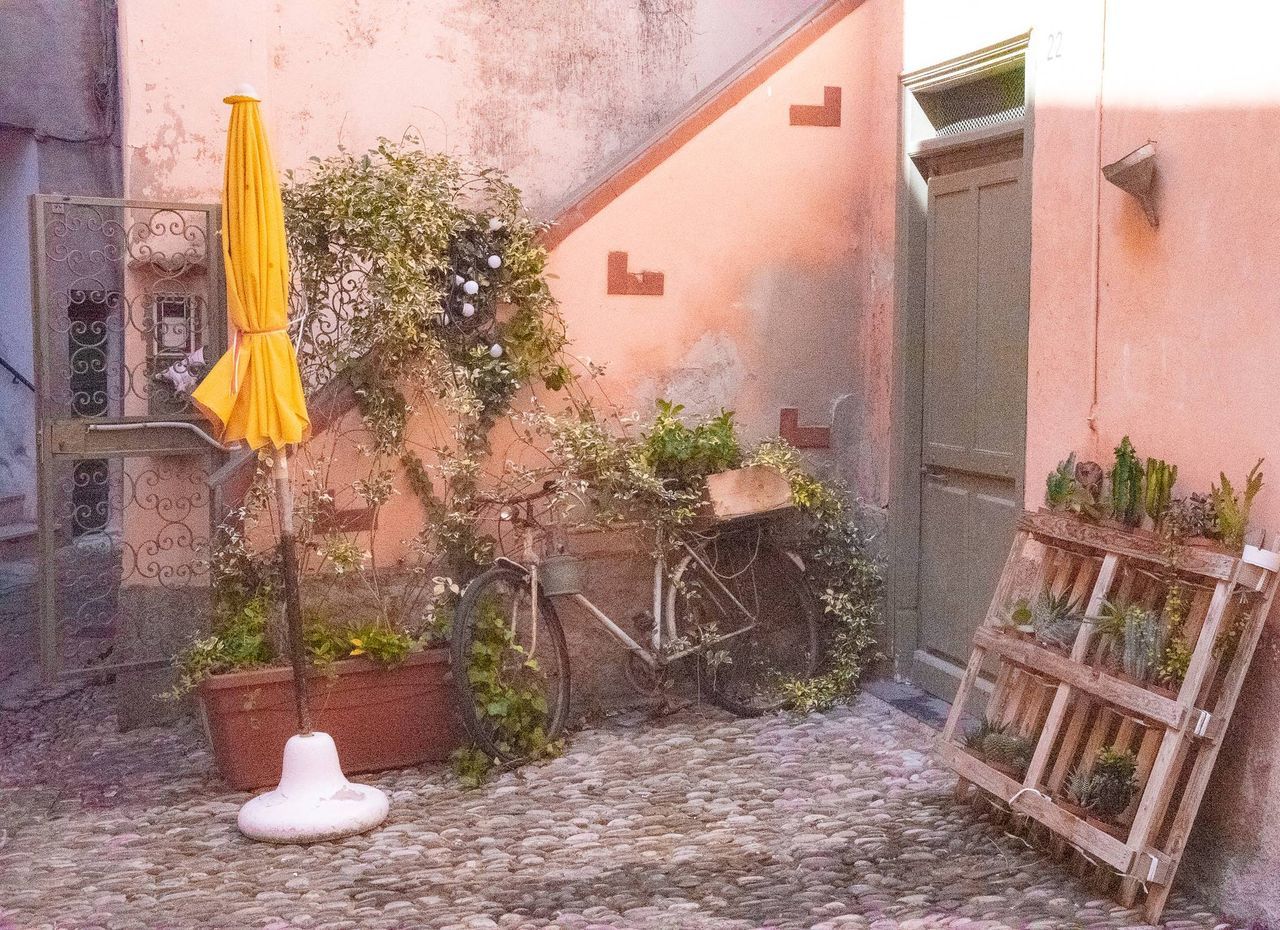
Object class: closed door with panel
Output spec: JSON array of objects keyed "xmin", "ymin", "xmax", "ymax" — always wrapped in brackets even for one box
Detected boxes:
[{"xmin": 914, "ymin": 157, "xmax": 1029, "ymax": 701}]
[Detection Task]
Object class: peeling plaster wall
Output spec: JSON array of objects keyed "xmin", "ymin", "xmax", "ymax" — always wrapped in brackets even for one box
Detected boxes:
[
  {"xmin": 116, "ymin": 0, "xmax": 816, "ymax": 213},
  {"xmin": 547, "ymin": 1, "xmax": 901, "ymax": 505},
  {"xmin": 0, "ymin": 0, "xmax": 121, "ymax": 521}
]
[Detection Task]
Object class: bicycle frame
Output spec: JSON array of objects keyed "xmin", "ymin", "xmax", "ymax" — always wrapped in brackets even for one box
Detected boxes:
[{"xmin": 495, "ymin": 524, "xmax": 760, "ymax": 670}]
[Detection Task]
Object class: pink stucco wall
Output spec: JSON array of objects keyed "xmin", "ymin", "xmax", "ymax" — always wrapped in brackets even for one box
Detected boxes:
[
  {"xmin": 111, "ymin": 0, "xmax": 1280, "ymax": 915},
  {"xmin": 1022, "ymin": 2, "xmax": 1280, "ymax": 916},
  {"xmin": 115, "ymin": 0, "xmax": 816, "ymax": 213},
  {"xmin": 547, "ymin": 0, "xmax": 901, "ymax": 503}
]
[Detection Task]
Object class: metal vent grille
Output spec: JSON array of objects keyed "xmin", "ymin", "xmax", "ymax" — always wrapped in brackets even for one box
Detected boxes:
[{"xmin": 919, "ymin": 69, "xmax": 1025, "ymax": 137}]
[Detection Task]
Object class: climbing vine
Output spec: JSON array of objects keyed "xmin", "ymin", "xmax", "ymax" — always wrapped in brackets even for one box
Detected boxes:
[{"xmin": 188, "ymin": 134, "xmax": 881, "ymax": 780}]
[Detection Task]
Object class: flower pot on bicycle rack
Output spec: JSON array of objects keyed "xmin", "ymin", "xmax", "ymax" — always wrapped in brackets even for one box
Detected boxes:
[
  {"xmin": 704, "ymin": 465, "xmax": 794, "ymax": 524},
  {"xmin": 539, "ymin": 553, "xmax": 586, "ymax": 596}
]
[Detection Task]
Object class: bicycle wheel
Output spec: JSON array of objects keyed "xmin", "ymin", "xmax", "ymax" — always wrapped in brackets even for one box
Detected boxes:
[
  {"xmin": 667, "ymin": 528, "xmax": 820, "ymax": 716},
  {"xmin": 452, "ymin": 564, "xmax": 570, "ymax": 763}
]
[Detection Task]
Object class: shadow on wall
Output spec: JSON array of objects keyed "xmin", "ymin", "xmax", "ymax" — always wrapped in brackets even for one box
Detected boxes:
[{"xmin": 1020, "ymin": 92, "xmax": 1280, "ymax": 921}]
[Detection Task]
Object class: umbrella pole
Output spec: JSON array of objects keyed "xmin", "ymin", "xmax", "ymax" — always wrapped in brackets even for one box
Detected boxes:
[{"xmin": 272, "ymin": 449, "xmax": 312, "ymax": 734}]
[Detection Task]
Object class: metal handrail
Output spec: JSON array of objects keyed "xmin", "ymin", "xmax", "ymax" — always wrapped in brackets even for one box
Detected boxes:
[
  {"xmin": 85, "ymin": 420, "xmax": 237, "ymax": 452},
  {"xmin": 0, "ymin": 355, "xmax": 34, "ymax": 392}
]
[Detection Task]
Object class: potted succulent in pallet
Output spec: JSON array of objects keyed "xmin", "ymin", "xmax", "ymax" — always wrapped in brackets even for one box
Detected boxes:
[
  {"xmin": 963, "ymin": 718, "xmax": 1035, "ymax": 781},
  {"xmin": 1095, "ymin": 599, "xmax": 1166, "ymax": 687},
  {"xmin": 1061, "ymin": 746, "xmax": 1139, "ymax": 839}
]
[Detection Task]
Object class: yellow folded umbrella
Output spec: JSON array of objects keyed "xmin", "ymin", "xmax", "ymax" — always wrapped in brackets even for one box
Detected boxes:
[
  {"xmin": 192, "ymin": 89, "xmax": 309, "ymax": 450},
  {"xmin": 193, "ymin": 86, "xmax": 313, "ymax": 733},
  {"xmin": 196, "ymin": 87, "xmax": 388, "ymax": 843}
]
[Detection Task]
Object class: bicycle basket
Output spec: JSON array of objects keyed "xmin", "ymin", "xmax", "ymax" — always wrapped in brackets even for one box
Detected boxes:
[{"xmin": 538, "ymin": 553, "xmax": 586, "ymax": 596}]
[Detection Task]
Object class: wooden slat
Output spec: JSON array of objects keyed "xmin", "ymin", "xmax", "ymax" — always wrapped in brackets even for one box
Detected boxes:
[
  {"xmin": 942, "ymin": 530, "xmax": 1031, "ymax": 743},
  {"xmin": 974, "ymin": 628, "xmax": 1185, "ymax": 728},
  {"xmin": 940, "ymin": 742, "xmax": 1135, "ymax": 872},
  {"xmin": 1047, "ymin": 698, "xmax": 1095, "ymax": 793},
  {"xmin": 1022, "ymin": 554, "xmax": 1120, "ymax": 788},
  {"xmin": 1019, "ymin": 512, "xmax": 1238, "ymax": 581},
  {"xmin": 940, "ymin": 513, "xmax": 1280, "ymax": 923},
  {"xmin": 1139, "ymin": 535, "xmax": 1280, "ymax": 920}
]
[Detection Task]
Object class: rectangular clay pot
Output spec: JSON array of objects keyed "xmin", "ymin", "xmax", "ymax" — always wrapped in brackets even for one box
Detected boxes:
[{"xmin": 197, "ymin": 647, "xmax": 463, "ymax": 791}]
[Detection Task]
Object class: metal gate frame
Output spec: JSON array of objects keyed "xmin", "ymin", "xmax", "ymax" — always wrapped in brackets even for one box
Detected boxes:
[{"xmin": 29, "ymin": 194, "xmax": 229, "ymax": 679}]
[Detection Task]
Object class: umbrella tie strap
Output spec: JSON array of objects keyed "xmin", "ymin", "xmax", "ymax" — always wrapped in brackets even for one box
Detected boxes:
[{"xmin": 231, "ymin": 326, "xmax": 289, "ymax": 393}]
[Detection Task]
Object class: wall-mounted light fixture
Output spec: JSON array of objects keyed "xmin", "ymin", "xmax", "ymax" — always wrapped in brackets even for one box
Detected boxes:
[{"xmin": 1103, "ymin": 141, "xmax": 1159, "ymax": 228}]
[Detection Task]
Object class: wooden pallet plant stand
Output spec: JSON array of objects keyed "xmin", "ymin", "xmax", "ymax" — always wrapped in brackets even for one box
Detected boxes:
[{"xmin": 938, "ymin": 511, "xmax": 1280, "ymax": 921}]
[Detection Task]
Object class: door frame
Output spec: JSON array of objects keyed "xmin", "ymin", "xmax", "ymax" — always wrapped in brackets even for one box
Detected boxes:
[{"xmin": 887, "ymin": 33, "xmax": 1036, "ymax": 696}]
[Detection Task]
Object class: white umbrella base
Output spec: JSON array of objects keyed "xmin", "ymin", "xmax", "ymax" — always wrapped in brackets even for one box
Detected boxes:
[{"xmin": 237, "ymin": 731, "xmax": 389, "ymax": 844}]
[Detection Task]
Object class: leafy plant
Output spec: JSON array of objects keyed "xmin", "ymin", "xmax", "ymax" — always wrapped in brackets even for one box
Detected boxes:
[
  {"xmin": 169, "ymin": 595, "xmax": 273, "ymax": 698},
  {"xmin": 1211, "ymin": 458, "xmax": 1264, "ymax": 550},
  {"xmin": 170, "ymin": 596, "xmax": 433, "ymax": 698},
  {"xmin": 456, "ymin": 595, "xmax": 562, "ymax": 781},
  {"xmin": 747, "ymin": 440, "xmax": 882, "ymax": 712},
  {"xmin": 1110, "ymin": 436, "xmax": 1145, "ymax": 527},
  {"xmin": 1157, "ymin": 635, "xmax": 1193, "ymax": 688},
  {"xmin": 641, "ymin": 400, "xmax": 742, "ymax": 491},
  {"xmin": 1155, "ymin": 582, "xmax": 1191, "ymax": 687}
]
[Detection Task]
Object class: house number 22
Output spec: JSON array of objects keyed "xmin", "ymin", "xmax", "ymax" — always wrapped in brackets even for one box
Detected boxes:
[{"xmin": 1045, "ymin": 31, "xmax": 1064, "ymax": 60}]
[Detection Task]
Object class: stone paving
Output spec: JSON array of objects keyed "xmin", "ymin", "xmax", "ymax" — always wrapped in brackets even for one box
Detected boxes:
[{"xmin": 0, "ymin": 686, "xmax": 1237, "ymax": 930}]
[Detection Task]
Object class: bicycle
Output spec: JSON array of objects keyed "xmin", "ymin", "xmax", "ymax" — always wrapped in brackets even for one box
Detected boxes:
[{"xmin": 450, "ymin": 482, "xmax": 821, "ymax": 763}]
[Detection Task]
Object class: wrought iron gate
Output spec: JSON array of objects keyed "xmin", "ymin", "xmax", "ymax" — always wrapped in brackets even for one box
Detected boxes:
[{"xmin": 30, "ymin": 195, "xmax": 228, "ymax": 678}]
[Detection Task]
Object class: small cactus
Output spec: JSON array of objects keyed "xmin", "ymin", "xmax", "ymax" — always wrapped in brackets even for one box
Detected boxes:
[
  {"xmin": 1110, "ymin": 436, "xmax": 1145, "ymax": 527},
  {"xmin": 1144, "ymin": 457, "xmax": 1178, "ymax": 530}
]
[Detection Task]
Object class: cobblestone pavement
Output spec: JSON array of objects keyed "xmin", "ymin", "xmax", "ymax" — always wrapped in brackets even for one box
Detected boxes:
[{"xmin": 0, "ymin": 689, "xmax": 1235, "ymax": 930}]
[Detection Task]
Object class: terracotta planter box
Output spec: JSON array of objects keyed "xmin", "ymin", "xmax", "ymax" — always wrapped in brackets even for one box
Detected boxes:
[{"xmin": 198, "ymin": 647, "xmax": 463, "ymax": 791}]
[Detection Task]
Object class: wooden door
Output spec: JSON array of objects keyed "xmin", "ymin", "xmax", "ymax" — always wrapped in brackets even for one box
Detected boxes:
[{"xmin": 913, "ymin": 157, "xmax": 1029, "ymax": 702}]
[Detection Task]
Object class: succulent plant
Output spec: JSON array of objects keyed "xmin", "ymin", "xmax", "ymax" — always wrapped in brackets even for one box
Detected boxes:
[
  {"xmin": 963, "ymin": 717, "xmax": 1007, "ymax": 752},
  {"xmin": 1165, "ymin": 492, "xmax": 1216, "ymax": 540},
  {"xmin": 1091, "ymin": 747, "xmax": 1139, "ymax": 817},
  {"xmin": 963, "ymin": 718, "xmax": 1034, "ymax": 777},
  {"xmin": 983, "ymin": 730, "xmax": 1035, "ymax": 776},
  {"xmin": 1066, "ymin": 746, "xmax": 1138, "ymax": 819},
  {"xmin": 1144, "ymin": 458, "xmax": 1178, "ymax": 530},
  {"xmin": 1075, "ymin": 459, "xmax": 1105, "ymax": 499},
  {"xmin": 1046, "ymin": 453, "xmax": 1079, "ymax": 510},
  {"xmin": 1211, "ymin": 458, "xmax": 1264, "ymax": 551},
  {"xmin": 1031, "ymin": 590, "xmax": 1084, "ymax": 649},
  {"xmin": 1045, "ymin": 453, "xmax": 1104, "ymax": 521},
  {"xmin": 1096, "ymin": 599, "xmax": 1166, "ymax": 682},
  {"xmin": 1110, "ymin": 436, "xmax": 1145, "ymax": 527}
]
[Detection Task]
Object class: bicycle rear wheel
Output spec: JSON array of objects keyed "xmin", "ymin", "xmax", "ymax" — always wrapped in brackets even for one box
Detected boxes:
[
  {"xmin": 668, "ymin": 528, "xmax": 820, "ymax": 716},
  {"xmin": 452, "ymin": 564, "xmax": 570, "ymax": 763}
]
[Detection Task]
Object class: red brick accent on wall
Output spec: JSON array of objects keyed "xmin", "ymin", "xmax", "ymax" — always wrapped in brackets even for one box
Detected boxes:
[
  {"xmin": 789, "ymin": 86, "xmax": 842, "ymax": 127},
  {"xmin": 779, "ymin": 407, "xmax": 831, "ymax": 449},
  {"xmin": 607, "ymin": 251, "xmax": 665, "ymax": 296},
  {"xmin": 541, "ymin": 0, "xmax": 864, "ymax": 251}
]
